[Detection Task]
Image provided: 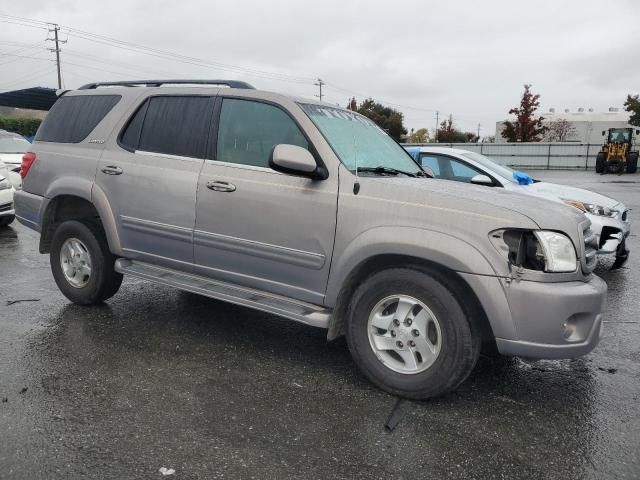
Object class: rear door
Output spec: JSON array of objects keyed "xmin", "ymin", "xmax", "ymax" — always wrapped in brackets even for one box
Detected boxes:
[
  {"xmin": 96, "ymin": 94, "xmax": 215, "ymax": 269},
  {"xmin": 192, "ymin": 97, "xmax": 338, "ymax": 305}
]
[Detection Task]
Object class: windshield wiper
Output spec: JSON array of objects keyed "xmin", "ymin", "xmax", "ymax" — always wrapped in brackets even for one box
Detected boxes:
[{"xmin": 358, "ymin": 166, "xmax": 417, "ymax": 177}]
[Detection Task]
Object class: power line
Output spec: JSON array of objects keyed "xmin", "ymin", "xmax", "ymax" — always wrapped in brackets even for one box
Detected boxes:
[{"xmin": 0, "ymin": 13, "xmax": 316, "ymax": 85}]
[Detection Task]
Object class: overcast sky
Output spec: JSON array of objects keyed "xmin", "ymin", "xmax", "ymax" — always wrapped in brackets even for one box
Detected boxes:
[{"xmin": 1, "ymin": 0, "xmax": 639, "ymax": 136}]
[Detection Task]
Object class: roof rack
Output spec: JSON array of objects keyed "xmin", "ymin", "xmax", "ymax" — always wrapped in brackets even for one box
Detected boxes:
[{"xmin": 78, "ymin": 80, "xmax": 255, "ymax": 90}]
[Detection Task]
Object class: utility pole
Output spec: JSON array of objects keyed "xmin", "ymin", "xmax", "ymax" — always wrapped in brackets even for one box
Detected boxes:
[
  {"xmin": 434, "ymin": 111, "xmax": 439, "ymax": 142},
  {"xmin": 46, "ymin": 23, "xmax": 66, "ymax": 89},
  {"xmin": 314, "ymin": 78, "xmax": 325, "ymax": 102},
  {"xmin": 477, "ymin": 123, "xmax": 481, "ymax": 140}
]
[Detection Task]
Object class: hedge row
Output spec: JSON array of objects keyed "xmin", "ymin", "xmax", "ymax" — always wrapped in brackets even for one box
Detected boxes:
[{"xmin": 0, "ymin": 116, "xmax": 42, "ymax": 137}]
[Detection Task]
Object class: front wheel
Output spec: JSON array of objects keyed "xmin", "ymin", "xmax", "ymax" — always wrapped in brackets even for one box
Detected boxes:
[
  {"xmin": 50, "ymin": 220, "xmax": 123, "ymax": 305},
  {"xmin": 0, "ymin": 215, "xmax": 14, "ymax": 227},
  {"xmin": 345, "ymin": 268, "xmax": 481, "ymax": 399}
]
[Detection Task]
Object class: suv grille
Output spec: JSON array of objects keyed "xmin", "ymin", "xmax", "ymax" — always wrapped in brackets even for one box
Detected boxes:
[{"xmin": 582, "ymin": 226, "xmax": 598, "ymax": 274}]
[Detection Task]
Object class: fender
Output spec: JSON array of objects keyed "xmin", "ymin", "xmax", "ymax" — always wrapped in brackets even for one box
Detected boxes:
[
  {"xmin": 325, "ymin": 226, "xmax": 501, "ymax": 307},
  {"xmin": 42, "ymin": 178, "xmax": 122, "ymax": 255}
]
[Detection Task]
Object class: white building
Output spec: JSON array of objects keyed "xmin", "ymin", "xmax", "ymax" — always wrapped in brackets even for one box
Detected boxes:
[{"xmin": 495, "ymin": 108, "xmax": 636, "ymax": 144}]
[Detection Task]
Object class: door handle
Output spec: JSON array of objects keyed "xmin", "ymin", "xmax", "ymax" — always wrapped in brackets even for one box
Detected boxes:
[
  {"xmin": 206, "ymin": 180, "xmax": 236, "ymax": 192},
  {"xmin": 101, "ymin": 165, "xmax": 123, "ymax": 175}
]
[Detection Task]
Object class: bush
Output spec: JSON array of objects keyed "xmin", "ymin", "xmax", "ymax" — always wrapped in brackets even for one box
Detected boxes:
[{"xmin": 0, "ymin": 116, "xmax": 42, "ymax": 137}]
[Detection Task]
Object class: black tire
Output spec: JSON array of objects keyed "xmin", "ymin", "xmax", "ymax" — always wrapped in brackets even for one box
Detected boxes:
[
  {"xmin": 626, "ymin": 152, "xmax": 638, "ymax": 174},
  {"xmin": 50, "ymin": 220, "xmax": 123, "ymax": 305},
  {"xmin": 0, "ymin": 215, "xmax": 15, "ymax": 227},
  {"xmin": 345, "ymin": 268, "xmax": 481, "ymax": 399},
  {"xmin": 595, "ymin": 152, "xmax": 606, "ymax": 173},
  {"xmin": 611, "ymin": 239, "xmax": 629, "ymax": 270},
  {"xmin": 607, "ymin": 160, "xmax": 624, "ymax": 174}
]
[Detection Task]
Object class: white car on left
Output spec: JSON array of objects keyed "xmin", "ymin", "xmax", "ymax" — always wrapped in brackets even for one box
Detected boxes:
[
  {"xmin": 0, "ymin": 161, "xmax": 20, "ymax": 227},
  {"xmin": 0, "ymin": 131, "xmax": 28, "ymax": 227}
]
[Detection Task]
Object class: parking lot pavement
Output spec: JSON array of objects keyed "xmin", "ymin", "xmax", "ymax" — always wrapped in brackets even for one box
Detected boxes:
[{"xmin": 0, "ymin": 170, "xmax": 638, "ymax": 480}]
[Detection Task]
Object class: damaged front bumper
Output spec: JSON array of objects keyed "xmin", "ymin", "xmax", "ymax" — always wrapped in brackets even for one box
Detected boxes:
[{"xmin": 588, "ymin": 208, "xmax": 630, "ymax": 256}]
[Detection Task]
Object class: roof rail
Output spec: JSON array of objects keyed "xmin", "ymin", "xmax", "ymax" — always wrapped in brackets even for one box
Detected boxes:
[{"xmin": 77, "ymin": 79, "xmax": 255, "ymax": 90}]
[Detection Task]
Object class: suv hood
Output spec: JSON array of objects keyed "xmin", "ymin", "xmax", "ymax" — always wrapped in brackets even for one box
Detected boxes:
[
  {"xmin": 363, "ymin": 176, "xmax": 587, "ymax": 235},
  {"xmin": 513, "ymin": 182, "xmax": 622, "ymax": 210}
]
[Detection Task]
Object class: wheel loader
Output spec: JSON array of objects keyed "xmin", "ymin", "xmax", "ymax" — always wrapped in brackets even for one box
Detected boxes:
[{"xmin": 595, "ymin": 127, "xmax": 639, "ymax": 174}]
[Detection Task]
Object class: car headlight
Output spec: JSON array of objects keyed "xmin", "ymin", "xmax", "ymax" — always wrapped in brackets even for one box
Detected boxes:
[
  {"xmin": 563, "ymin": 199, "xmax": 616, "ymax": 217},
  {"xmin": 490, "ymin": 229, "xmax": 577, "ymax": 273},
  {"xmin": 0, "ymin": 177, "xmax": 10, "ymax": 191}
]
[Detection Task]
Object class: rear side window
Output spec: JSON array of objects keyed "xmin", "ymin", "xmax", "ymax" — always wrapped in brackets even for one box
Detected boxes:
[
  {"xmin": 35, "ymin": 95, "xmax": 120, "ymax": 143},
  {"xmin": 120, "ymin": 96, "xmax": 213, "ymax": 158},
  {"xmin": 216, "ymin": 98, "xmax": 308, "ymax": 168}
]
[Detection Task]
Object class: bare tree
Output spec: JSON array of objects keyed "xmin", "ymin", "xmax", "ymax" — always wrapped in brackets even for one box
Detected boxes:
[{"xmin": 545, "ymin": 119, "xmax": 576, "ymax": 142}]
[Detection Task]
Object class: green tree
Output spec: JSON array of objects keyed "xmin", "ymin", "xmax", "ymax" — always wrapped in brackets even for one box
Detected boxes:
[
  {"xmin": 355, "ymin": 98, "xmax": 408, "ymax": 141},
  {"xmin": 408, "ymin": 127, "xmax": 429, "ymax": 143},
  {"xmin": 624, "ymin": 94, "xmax": 640, "ymax": 127},
  {"xmin": 501, "ymin": 84, "xmax": 547, "ymax": 142}
]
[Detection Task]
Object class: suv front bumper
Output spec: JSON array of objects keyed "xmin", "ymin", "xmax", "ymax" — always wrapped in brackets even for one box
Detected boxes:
[{"xmin": 494, "ymin": 275, "xmax": 606, "ymax": 359}]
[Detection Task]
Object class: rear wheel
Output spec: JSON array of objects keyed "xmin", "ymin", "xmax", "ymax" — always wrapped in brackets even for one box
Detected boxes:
[
  {"xmin": 0, "ymin": 215, "xmax": 14, "ymax": 227},
  {"xmin": 595, "ymin": 152, "xmax": 606, "ymax": 173},
  {"xmin": 626, "ymin": 152, "xmax": 638, "ymax": 174},
  {"xmin": 345, "ymin": 268, "xmax": 481, "ymax": 399},
  {"xmin": 50, "ymin": 220, "xmax": 123, "ymax": 304}
]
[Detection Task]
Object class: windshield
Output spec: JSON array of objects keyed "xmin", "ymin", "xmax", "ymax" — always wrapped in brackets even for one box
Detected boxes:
[
  {"xmin": 461, "ymin": 151, "xmax": 516, "ymax": 182},
  {"xmin": 607, "ymin": 129, "xmax": 630, "ymax": 143},
  {"xmin": 300, "ymin": 103, "xmax": 421, "ymax": 175},
  {"xmin": 0, "ymin": 136, "xmax": 30, "ymax": 154}
]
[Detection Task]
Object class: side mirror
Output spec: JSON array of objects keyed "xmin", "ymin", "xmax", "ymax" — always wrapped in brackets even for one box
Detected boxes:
[
  {"xmin": 422, "ymin": 166, "xmax": 435, "ymax": 178},
  {"xmin": 270, "ymin": 144, "xmax": 324, "ymax": 179},
  {"xmin": 470, "ymin": 174, "xmax": 494, "ymax": 186}
]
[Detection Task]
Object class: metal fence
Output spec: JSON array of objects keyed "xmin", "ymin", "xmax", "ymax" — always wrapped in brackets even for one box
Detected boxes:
[{"xmin": 403, "ymin": 142, "xmax": 613, "ymax": 170}]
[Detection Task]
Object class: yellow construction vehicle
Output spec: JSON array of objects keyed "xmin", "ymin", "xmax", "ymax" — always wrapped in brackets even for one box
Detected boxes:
[{"xmin": 595, "ymin": 127, "xmax": 639, "ymax": 174}]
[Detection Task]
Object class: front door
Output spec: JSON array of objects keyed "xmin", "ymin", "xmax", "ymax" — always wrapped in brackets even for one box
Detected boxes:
[
  {"xmin": 193, "ymin": 97, "xmax": 338, "ymax": 305},
  {"xmin": 96, "ymin": 95, "xmax": 214, "ymax": 268}
]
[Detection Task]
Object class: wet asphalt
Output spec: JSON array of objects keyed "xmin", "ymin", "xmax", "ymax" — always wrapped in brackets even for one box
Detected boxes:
[{"xmin": 0, "ymin": 170, "xmax": 639, "ymax": 480}]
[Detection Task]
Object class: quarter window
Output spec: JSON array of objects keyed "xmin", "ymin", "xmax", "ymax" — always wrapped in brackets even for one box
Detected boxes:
[
  {"xmin": 121, "ymin": 96, "xmax": 213, "ymax": 158},
  {"xmin": 35, "ymin": 95, "xmax": 121, "ymax": 143},
  {"xmin": 216, "ymin": 99, "xmax": 308, "ymax": 168}
]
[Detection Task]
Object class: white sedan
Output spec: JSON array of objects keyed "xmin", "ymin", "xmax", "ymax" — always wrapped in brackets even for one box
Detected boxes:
[
  {"xmin": 0, "ymin": 161, "xmax": 18, "ymax": 227},
  {"xmin": 406, "ymin": 146, "xmax": 630, "ymax": 270}
]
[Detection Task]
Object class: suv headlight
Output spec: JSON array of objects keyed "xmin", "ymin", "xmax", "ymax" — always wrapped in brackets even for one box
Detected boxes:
[
  {"xmin": 563, "ymin": 200, "xmax": 616, "ymax": 218},
  {"xmin": 535, "ymin": 231, "xmax": 578, "ymax": 272},
  {"xmin": 0, "ymin": 177, "xmax": 10, "ymax": 191},
  {"xmin": 490, "ymin": 229, "xmax": 577, "ymax": 273}
]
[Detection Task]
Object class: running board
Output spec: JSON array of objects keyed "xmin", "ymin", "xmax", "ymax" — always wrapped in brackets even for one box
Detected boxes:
[{"xmin": 114, "ymin": 259, "xmax": 331, "ymax": 329}]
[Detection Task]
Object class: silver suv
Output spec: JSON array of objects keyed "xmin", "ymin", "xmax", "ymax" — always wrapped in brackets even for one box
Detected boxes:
[{"xmin": 15, "ymin": 80, "xmax": 606, "ymax": 399}]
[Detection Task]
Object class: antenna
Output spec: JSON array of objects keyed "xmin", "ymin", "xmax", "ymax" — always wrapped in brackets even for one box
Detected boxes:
[{"xmin": 353, "ymin": 125, "xmax": 360, "ymax": 195}]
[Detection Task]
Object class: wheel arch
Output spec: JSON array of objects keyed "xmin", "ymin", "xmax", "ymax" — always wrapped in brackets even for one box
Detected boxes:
[
  {"xmin": 327, "ymin": 252, "xmax": 496, "ymax": 347},
  {"xmin": 39, "ymin": 189, "xmax": 121, "ymax": 255}
]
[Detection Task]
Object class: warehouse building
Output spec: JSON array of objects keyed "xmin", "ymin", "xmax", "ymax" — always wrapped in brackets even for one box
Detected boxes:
[{"xmin": 495, "ymin": 108, "xmax": 635, "ymax": 144}]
